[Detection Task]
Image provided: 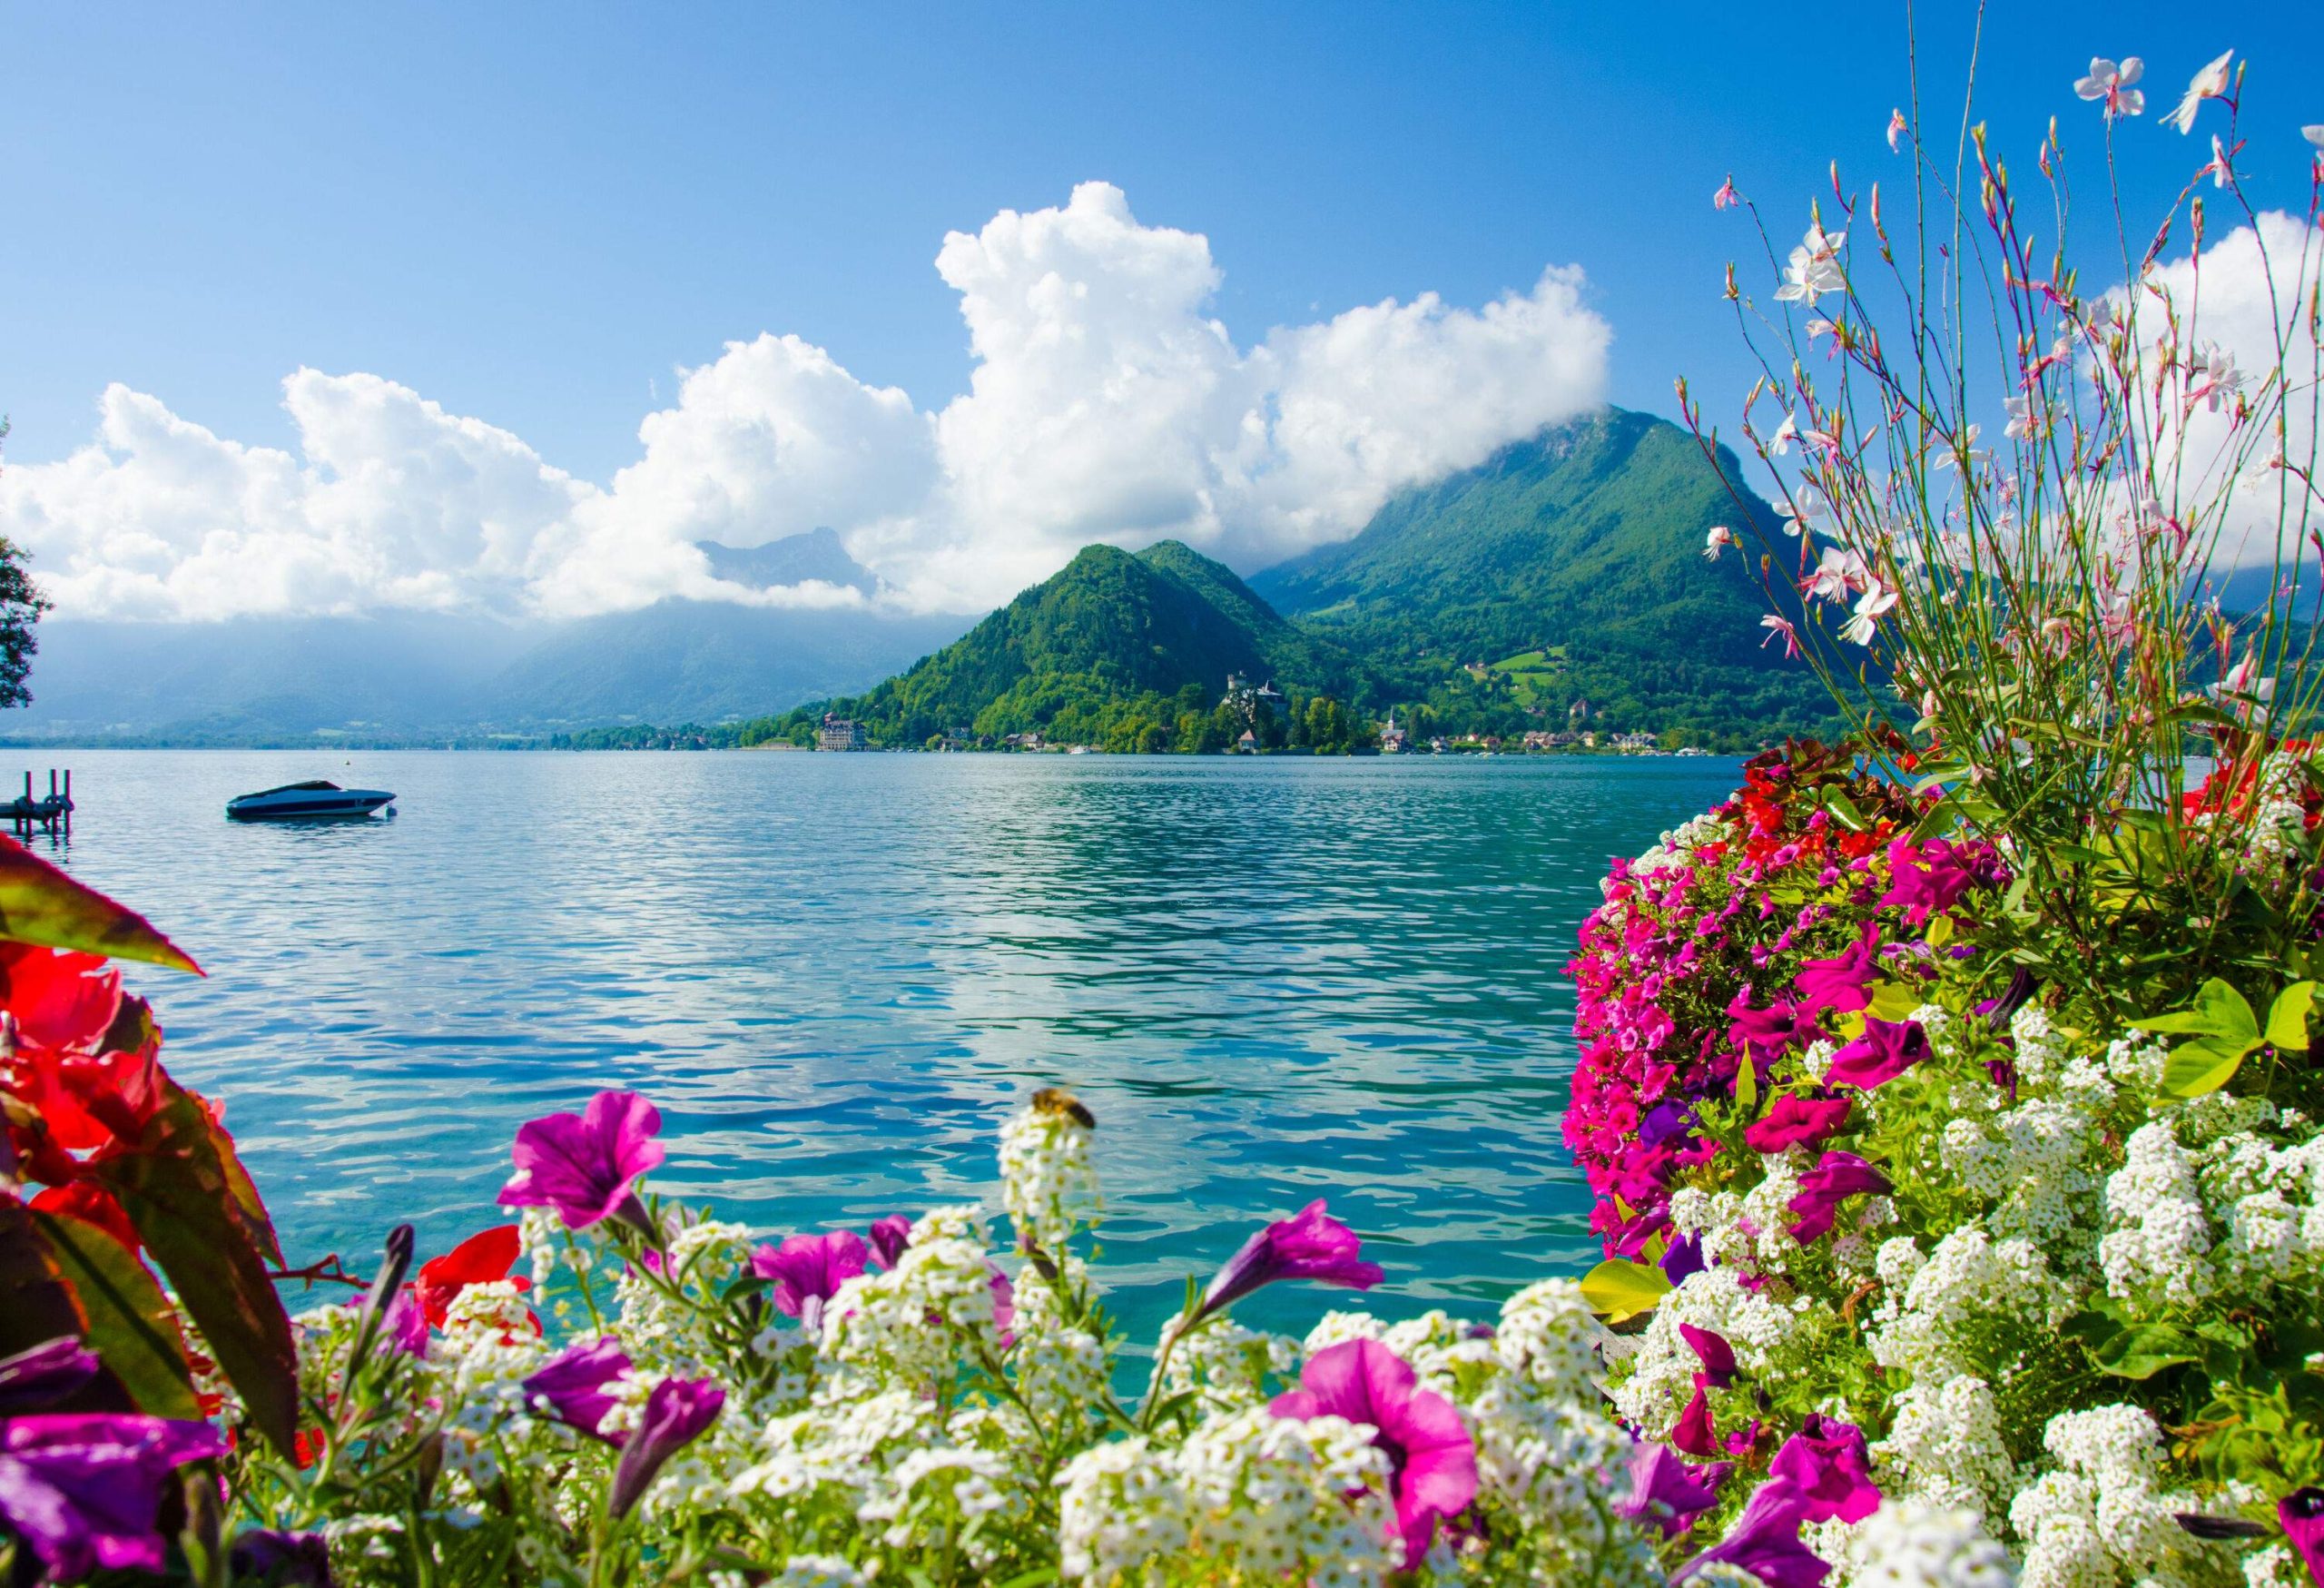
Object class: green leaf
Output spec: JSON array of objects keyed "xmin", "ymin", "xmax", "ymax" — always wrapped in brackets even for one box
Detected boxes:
[
  {"xmin": 1579, "ymin": 1258, "xmax": 1670, "ymax": 1325},
  {"xmin": 0, "ymin": 838, "xmax": 201, "ymax": 973},
  {"xmin": 1821, "ymin": 788, "xmax": 1867, "ymax": 833},
  {"xmin": 96, "ymin": 1080, "xmax": 299, "ymax": 1455},
  {"xmin": 2266, "ymin": 981, "xmax": 2319, "ymax": 1053},
  {"xmin": 32, "ymin": 1210, "xmax": 201, "ymax": 1419},
  {"xmin": 2161, "ymin": 1037, "xmax": 2250, "ymax": 1100},
  {"xmin": 1735, "ymin": 1051, "xmax": 1758, "ymax": 1110},
  {"xmin": 0, "ymin": 1200, "xmax": 139, "ymax": 1413},
  {"xmin": 2133, "ymin": 978, "xmax": 2260, "ymax": 1043},
  {"xmin": 2088, "ymin": 1322, "xmax": 2203, "ymax": 1380},
  {"xmin": 1865, "ymin": 980, "xmax": 1924, "ymax": 1021}
]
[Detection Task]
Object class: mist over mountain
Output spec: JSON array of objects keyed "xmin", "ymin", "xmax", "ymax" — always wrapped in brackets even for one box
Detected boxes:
[{"xmin": 5, "ymin": 530, "xmax": 969, "ymax": 745}]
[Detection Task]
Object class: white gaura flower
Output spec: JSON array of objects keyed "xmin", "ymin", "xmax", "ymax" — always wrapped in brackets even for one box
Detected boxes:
[
  {"xmin": 1777, "ymin": 223, "xmax": 1847, "ymax": 304},
  {"xmin": 1777, "ymin": 483, "xmax": 1829, "ymax": 537},
  {"xmin": 2162, "ymin": 48, "xmax": 2234, "ymax": 134},
  {"xmin": 1932, "ymin": 424, "xmax": 1984, "ymax": 472},
  {"xmin": 2073, "ymin": 56, "xmax": 2146, "ymax": 119},
  {"xmin": 1769, "ymin": 412, "xmax": 1801, "ymax": 454},
  {"xmin": 1887, "ymin": 108, "xmax": 1910, "ymax": 150},
  {"xmin": 2308, "ymin": 126, "xmax": 2324, "ymax": 150},
  {"xmin": 1802, "ymin": 546, "xmax": 1869, "ymax": 604},
  {"xmin": 1704, "ymin": 525, "xmax": 1738, "ymax": 561},
  {"xmin": 1761, "ymin": 614, "xmax": 1803, "ymax": 658},
  {"xmin": 1841, "ymin": 581, "xmax": 1899, "ymax": 646},
  {"xmin": 2187, "ymin": 341, "xmax": 2242, "ymax": 413},
  {"xmin": 2202, "ymin": 133, "xmax": 2238, "ymax": 189},
  {"xmin": 2003, "ymin": 395, "xmax": 2039, "ymax": 440}
]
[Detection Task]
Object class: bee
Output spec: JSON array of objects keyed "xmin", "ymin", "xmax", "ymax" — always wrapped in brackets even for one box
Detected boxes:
[{"xmin": 1030, "ymin": 1087, "xmax": 1095, "ymax": 1129}]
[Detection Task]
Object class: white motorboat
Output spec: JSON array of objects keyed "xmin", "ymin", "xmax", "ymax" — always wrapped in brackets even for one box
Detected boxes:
[{"xmin": 226, "ymin": 780, "xmax": 395, "ymax": 822}]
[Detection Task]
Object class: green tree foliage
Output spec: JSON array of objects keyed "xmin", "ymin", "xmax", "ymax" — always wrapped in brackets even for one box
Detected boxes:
[
  {"xmin": 1252, "ymin": 407, "xmax": 1840, "ymax": 742},
  {"xmin": 0, "ymin": 422, "xmax": 52, "ymax": 708}
]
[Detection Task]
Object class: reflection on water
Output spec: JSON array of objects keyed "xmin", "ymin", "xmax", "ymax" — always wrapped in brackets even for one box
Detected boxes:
[{"xmin": 38, "ymin": 749, "xmax": 1741, "ymax": 1340}]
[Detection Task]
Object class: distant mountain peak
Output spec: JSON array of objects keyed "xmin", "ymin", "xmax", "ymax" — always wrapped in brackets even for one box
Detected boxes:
[{"xmin": 696, "ymin": 528, "xmax": 874, "ymax": 595}]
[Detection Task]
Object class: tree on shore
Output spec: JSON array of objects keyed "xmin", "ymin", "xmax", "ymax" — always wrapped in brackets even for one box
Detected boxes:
[{"xmin": 0, "ymin": 419, "xmax": 53, "ymax": 708}]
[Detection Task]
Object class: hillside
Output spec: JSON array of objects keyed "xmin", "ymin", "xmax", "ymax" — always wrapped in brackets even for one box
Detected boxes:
[
  {"xmin": 1251, "ymin": 407, "xmax": 1837, "ymax": 740},
  {"xmin": 736, "ymin": 541, "xmax": 1369, "ymax": 751}
]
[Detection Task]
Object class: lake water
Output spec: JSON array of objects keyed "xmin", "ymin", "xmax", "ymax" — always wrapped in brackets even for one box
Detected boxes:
[{"xmin": 34, "ymin": 749, "xmax": 1741, "ymax": 1344}]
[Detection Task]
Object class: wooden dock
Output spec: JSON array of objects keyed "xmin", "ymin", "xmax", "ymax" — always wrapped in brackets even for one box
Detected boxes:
[{"xmin": 5, "ymin": 770, "xmax": 73, "ymax": 836}]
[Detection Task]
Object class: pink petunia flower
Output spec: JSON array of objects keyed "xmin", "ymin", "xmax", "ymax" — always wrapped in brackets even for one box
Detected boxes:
[
  {"xmin": 2279, "ymin": 1489, "xmax": 2324, "ymax": 1586},
  {"xmin": 1769, "ymin": 1415, "xmax": 1881, "ymax": 1524},
  {"xmin": 1618, "ymin": 1443, "xmax": 1730, "ymax": 1537},
  {"xmin": 1743, "ymin": 1092, "xmax": 1852, "ymax": 1153},
  {"xmin": 1673, "ymin": 1476, "xmax": 1831, "ymax": 1588},
  {"xmin": 1197, "ymin": 1200, "xmax": 1384, "ymax": 1322},
  {"xmin": 1825, "ymin": 1017, "xmax": 1932, "ymax": 1091},
  {"xmin": 1271, "ymin": 1339, "xmax": 1478, "ymax": 1566},
  {"xmin": 867, "ymin": 1214, "xmax": 913, "ymax": 1268},
  {"xmin": 752, "ymin": 1230, "xmax": 871, "ymax": 1332},
  {"xmin": 1793, "ymin": 922, "xmax": 1880, "ymax": 1018},
  {"xmin": 497, "ymin": 1090, "xmax": 666, "ymax": 1231}
]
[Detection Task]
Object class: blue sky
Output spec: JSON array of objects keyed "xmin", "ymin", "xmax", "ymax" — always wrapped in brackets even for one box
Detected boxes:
[{"xmin": 2, "ymin": 2, "xmax": 2320, "ymax": 618}]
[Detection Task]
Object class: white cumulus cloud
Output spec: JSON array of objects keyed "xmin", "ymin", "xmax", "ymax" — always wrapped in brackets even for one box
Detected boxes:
[{"xmin": 0, "ymin": 182, "xmax": 1614, "ymax": 621}]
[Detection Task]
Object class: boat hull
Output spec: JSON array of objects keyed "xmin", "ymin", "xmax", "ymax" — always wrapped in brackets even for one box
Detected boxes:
[{"xmin": 226, "ymin": 792, "xmax": 395, "ymax": 822}]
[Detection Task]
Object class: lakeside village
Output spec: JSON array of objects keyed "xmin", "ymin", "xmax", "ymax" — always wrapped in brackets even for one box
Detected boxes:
[{"xmin": 803, "ymin": 673, "xmax": 1712, "ymax": 757}]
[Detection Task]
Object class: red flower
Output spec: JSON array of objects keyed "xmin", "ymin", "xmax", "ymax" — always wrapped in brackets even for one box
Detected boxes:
[
  {"xmin": 0, "ymin": 945, "xmax": 123, "ymax": 1052},
  {"xmin": 30, "ymin": 1181, "xmax": 142, "ymax": 1256},
  {"xmin": 410, "ymin": 1227, "xmax": 530, "ymax": 1328}
]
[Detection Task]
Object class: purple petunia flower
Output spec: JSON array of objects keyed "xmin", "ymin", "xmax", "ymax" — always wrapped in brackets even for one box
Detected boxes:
[
  {"xmin": 1825, "ymin": 1017, "xmax": 1933, "ymax": 1091},
  {"xmin": 1660, "ymin": 1232, "xmax": 1707, "ymax": 1287},
  {"xmin": 2280, "ymin": 1489, "xmax": 2324, "ymax": 1587},
  {"xmin": 1640, "ymin": 1101, "xmax": 1698, "ymax": 1148},
  {"xmin": 0, "ymin": 1413, "xmax": 226, "ymax": 1580},
  {"xmin": 1794, "ymin": 922, "xmax": 1881, "ymax": 1018},
  {"xmin": 0, "ymin": 1336, "xmax": 100, "ymax": 1415},
  {"xmin": 1787, "ymin": 1151, "xmax": 1893, "ymax": 1243},
  {"xmin": 382, "ymin": 1291, "xmax": 429, "ymax": 1359},
  {"xmin": 1271, "ymin": 1339, "xmax": 1478, "ymax": 1567},
  {"xmin": 497, "ymin": 1090, "xmax": 665, "ymax": 1231},
  {"xmin": 1742, "ymin": 1093, "xmax": 1852, "ymax": 1154},
  {"xmin": 1196, "ymin": 1200, "xmax": 1385, "ymax": 1322},
  {"xmin": 608, "ymin": 1376, "xmax": 725, "ymax": 1519},
  {"xmin": 1769, "ymin": 1414, "xmax": 1881, "ymax": 1524},
  {"xmin": 1673, "ymin": 1475, "xmax": 1831, "ymax": 1588},
  {"xmin": 522, "ymin": 1336, "xmax": 633, "ymax": 1444},
  {"xmin": 751, "ymin": 1230, "xmax": 870, "ymax": 1333},
  {"xmin": 1616, "ymin": 1442, "xmax": 1730, "ymax": 1538},
  {"xmin": 867, "ymin": 1214, "xmax": 913, "ymax": 1268}
]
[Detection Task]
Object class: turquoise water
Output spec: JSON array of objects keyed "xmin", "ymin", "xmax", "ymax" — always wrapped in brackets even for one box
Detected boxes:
[{"xmin": 35, "ymin": 750, "xmax": 1741, "ymax": 1342}]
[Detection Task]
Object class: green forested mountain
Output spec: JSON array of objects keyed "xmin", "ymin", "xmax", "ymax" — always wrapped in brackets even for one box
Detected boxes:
[
  {"xmin": 1249, "ymin": 406, "xmax": 1837, "ymax": 743},
  {"xmin": 642, "ymin": 406, "xmax": 1842, "ymax": 755},
  {"xmin": 729, "ymin": 541, "xmax": 1374, "ymax": 752}
]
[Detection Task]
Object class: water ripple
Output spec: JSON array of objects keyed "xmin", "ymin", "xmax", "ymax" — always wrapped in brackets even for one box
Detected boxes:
[{"xmin": 39, "ymin": 749, "xmax": 1739, "ymax": 1340}]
